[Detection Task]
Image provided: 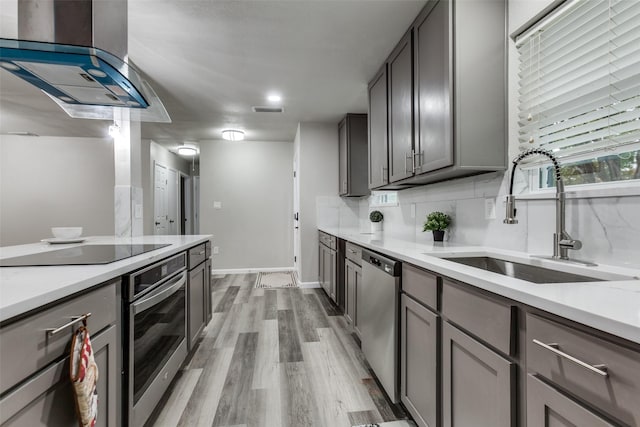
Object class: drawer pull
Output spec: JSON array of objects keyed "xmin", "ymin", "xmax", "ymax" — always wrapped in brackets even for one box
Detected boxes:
[
  {"xmin": 46, "ymin": 313, "xmax": 92, "ymax": 337},
  {"xmin": 532, "ymin": 339, "xmax": 608, "ymax": 377},
  {"xmin": 348, "ymin": 249, "xmax": 357, "ymax": 254},
  {"xmin": 197, "ymin": 250, "xmax": 205, "ymax": 255}
]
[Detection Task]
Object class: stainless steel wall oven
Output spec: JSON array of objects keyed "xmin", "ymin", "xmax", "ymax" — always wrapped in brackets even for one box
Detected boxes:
[{"xmin": 123, "ymin": 252, "xmax": 188, "ymax": 426}]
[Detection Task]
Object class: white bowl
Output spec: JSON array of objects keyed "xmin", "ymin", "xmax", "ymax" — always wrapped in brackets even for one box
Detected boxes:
[{"xmin": 51, "ymin": 227, "xmax": 83, "ymax": 239}]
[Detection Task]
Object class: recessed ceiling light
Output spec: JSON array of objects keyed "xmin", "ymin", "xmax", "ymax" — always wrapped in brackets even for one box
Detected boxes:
[
  {"xmin": 267, "ymin": 94, "xmax": 281, "ymax": 103},
  {"xmin": 222, "ymin": 129, "xmax": 245, "ymax": 141}
]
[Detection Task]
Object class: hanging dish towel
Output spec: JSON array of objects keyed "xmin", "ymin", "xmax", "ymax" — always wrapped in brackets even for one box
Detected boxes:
[{"xmin": 70, "ymin": 326, "xmax": 99, "ymax": 427}]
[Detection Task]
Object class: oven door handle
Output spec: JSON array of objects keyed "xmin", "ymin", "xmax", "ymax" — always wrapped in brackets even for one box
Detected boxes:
[{"xmin": 133, "ymin": 272, "xmax": 187, "ymax": 315}]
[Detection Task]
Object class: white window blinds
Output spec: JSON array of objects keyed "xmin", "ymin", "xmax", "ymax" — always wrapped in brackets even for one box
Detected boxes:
[{"xmin": 516, "ymin": 0, "xmax": 640, "ymax": 166}]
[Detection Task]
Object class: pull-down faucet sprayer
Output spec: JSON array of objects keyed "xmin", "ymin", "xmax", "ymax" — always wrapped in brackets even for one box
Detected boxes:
[{"xmin": 504, "ymin": 148, "xmax": 596, "ymax": 266}]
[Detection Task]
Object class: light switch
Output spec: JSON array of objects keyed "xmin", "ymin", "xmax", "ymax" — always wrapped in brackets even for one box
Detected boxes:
[
  {"xmin": 134, "ymin": 204, "xmax": 143, "ymax": 219},
  {"xmin": 214, "ymin": 201, "xmax": 222, "ymax": 209},
  {"xmin": 213, "ymin": 246, "xmax": 220, "ymax": 254}
]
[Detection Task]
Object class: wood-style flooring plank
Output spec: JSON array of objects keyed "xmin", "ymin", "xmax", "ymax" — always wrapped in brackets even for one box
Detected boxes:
[
  {"xmin": 234, "ymin": 288, "xmax": 252, "ymax": 304},
  {"xmin": 215, "ymin": 303, "xmax": 244, "ymax": 348},
  {"xmin": 176, "ymin": 348, "xmax": 234, "ymax": 427},
  {"xmin": 212, "ymin": 332, "xmax": 259, "ymax": 426},
  {"xmin": 280, "ymin": 362, "xmax": 320, "ymax": 427},
  {"xmin": 362, "ymin": 377, "xmax": 407, "ymax": 422},
  {"xmin": 252, "ymin": 319, "xmax": 279, "ymax": 390},
  {"xmin": 327, "ymin": 316, "xmax": 372, "ymax": 380},
  {"xmin": 151, "ymin": 369, "xmax": 202, "ymax": 426},
  {"xmin": 277, "ymin": 309, "xmax": 304, "ymax": 363},
  {"xmin": 276, "ymin": 288, "xmax": 292, "ymax": 310},
  {"xmin": 263, "ymin": 289, "xmax": 277, "ymax": 320},
  {"xmin": 347, "ymin": 409, "xmax": 384, "ymax": 426},
  {"xmin": 215, "ymin": 286, "xmax": 240, "ymax": 313},
  {"xmin": 246, "ymin": 388, "xmax": 267, "ymax": 427}
]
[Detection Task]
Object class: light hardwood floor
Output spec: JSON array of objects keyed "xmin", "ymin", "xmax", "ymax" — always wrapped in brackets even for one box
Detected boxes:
[{"xmin": 148, "ymin": 273, "xmax": 410, "ymax": 427}]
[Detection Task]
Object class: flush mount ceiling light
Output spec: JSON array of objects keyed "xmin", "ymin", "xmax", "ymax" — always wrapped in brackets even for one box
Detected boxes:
[
  {"xmin": 221, "ymin": 129, "xmax": 245, "ymax": 141},
  {"xmin": 178, "ymin": 142, "xmax": 199, "ymax": 156},
  {"xmin": 267, "ymin": 93, "xmax": 282, "ymax": 103}
]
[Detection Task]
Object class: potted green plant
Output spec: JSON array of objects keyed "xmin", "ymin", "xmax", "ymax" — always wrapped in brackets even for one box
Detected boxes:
[
  {"xmin": 369, "ymin": 210, "xmax": 383, "ymax": 233},
  {"xmin": 423, "ymin": 211, "xmax": 451, "ymax": 242}
]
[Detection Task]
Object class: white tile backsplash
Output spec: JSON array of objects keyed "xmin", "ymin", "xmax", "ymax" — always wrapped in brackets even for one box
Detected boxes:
[{"xmin": 329, "ymin": 172, "xmax": 640, "ymax": 268}]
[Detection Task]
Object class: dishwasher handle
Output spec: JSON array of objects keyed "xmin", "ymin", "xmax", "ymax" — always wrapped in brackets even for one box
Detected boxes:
[{"xmin": 362, "ymin": 249, "xmax": 401, "ymax": 276}]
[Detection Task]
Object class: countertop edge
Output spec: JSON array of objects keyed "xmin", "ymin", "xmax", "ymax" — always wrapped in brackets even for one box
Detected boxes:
[
  {"xmin": 0, "ymin": 235, "xmax": 212, "ymax": 323},
  {"xmin": 319, "ymin": 227, "xmax": 640, "ymax": 346}
]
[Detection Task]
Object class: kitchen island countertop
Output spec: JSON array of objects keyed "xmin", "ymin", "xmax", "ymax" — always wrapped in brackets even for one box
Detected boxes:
[
  {"xmin": 0, "ymin": 235, "xmax": 212, "ymax": 323},
  {"xmin": 320, "ymin": 227, "xmax": 640, "ymax": 345}
]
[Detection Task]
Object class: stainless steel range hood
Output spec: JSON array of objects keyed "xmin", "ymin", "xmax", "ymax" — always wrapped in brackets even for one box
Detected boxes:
[{"xmin": 0, "ymin": 0, "xmax": 170, "ymax": 122}]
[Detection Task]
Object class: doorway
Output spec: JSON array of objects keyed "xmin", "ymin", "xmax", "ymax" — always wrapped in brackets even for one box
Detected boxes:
[{"xmin": 180, "ymin": 173, "xmax": 192, "ymax": 235}]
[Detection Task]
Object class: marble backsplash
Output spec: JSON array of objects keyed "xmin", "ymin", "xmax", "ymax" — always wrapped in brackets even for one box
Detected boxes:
[{"xmin": 316, "ymin": 172, "xmax": 640, "ymax": 269}]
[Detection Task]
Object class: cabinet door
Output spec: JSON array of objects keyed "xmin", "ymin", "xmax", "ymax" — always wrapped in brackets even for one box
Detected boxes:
[
  {"xmin": 401, "ymin": 295, "xmax": 439, "ymax": 427},
  {"xmin": 388, "ymin": 30, "xmax": 414, "ymax": 183},
  {"xmin": 318, "ymin": 242, "xmax": 324, "ymax": 288},
  {"xmin": 339, "ymin": 118, "xmax": 348, "ymax": 195},
  {"xmin": 443, "ymin": 322, "xmax": 515, "ymax": 427},
  {"xmin": 368, "ymin": 64, "xmax": 389, "ymax": 189},
  {"xmin": 205, "ymin": 259, "xmax": 212, "ymax": 323},
  {"xmin": 527, "ymin": 375, "xmax": 616, "ymax": 427},
  {"xmin": 345, "ymin": 259, "xmax": 356, "ymax": 325},
  {"xmin": 414, "ymin": 0, "xmax": 453, "ymax": 174},
  {"xmin": 353, "ymin": 264, "xmax": 363, "ymax": 339},
  {"xmin": 188, "ymin": 263, "xmax": 207, "ymax": 350},
  {"xmin": 0, "ymin": 325, "xmax": 119, "ymax": 427},
  {"xmin": 328, "ymin": 249, "xmax": 337, "ymax": 302}
]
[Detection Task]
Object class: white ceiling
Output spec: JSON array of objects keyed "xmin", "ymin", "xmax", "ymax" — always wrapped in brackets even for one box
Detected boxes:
[{"xmin": 0, "ymin": 0, "xmax": 426, "ymax": 146}]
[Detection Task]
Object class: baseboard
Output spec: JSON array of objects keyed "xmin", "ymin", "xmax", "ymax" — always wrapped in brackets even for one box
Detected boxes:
[
  {"xmin": 212, "ymin": 266, "xmax": 295, "ymax": 275},
  {"xmin": 298, "ymin": 281, "xmax": 321, "ymax": 289}
]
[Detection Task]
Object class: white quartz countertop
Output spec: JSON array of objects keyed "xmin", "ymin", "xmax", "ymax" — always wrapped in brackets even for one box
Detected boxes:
[
  {"xmin": 0, "ymin": 235, "xmax": 212, "ymax": 323},
  {"xmin": 320, "ymin": 227, "xmax": 640, "ymax": 345}
]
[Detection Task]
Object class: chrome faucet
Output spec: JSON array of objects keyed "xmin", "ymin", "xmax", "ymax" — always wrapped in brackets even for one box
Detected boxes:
[{"xmin": 504, "ymin": 148, "xmax": 596, "ymax": 266}]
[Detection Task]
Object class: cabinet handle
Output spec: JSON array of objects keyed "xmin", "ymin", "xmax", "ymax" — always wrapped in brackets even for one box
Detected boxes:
[
  {"xmin": 532, "ymin": 339, "xmax": 608, "ymax": 377},
  {"xmin": 348, "ymin": 249, "xmax": 357, "ymax": 254},
  {"xmin": 46, "ymin": 313, "xmax": 92, "ymax": 337},
  {"xmin": 405, "ymin": 152, "xmax": 412, "ymax": 173},
  {"xmin": 198, "ymin": 250, "xmax": 205, "ymax": 255},
  {"xmin": 413, "ymin": 150, "xmax": 423, "ymax": 171},
  {"xmin": 381, "ymin": 166, "xmax": 388, "ymax": 183}
]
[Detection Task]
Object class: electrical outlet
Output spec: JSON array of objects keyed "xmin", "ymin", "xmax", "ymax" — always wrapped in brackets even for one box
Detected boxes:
[
  {"xmin": 410, "ymin": 203, "xmax": 416, "ymax": 219},
  {"xmin": 213, "ymin": 246, "xmax": 219, "ymax": 254},
  {"xmin": 485, "ymin": 198, "xmax": 496, "ymax": 220}
]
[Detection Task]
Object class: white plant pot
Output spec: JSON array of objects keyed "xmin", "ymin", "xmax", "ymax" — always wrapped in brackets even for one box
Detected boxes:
[{"xmin": 371, "ymin": 222, "xmax": 383, "ymax": 233}]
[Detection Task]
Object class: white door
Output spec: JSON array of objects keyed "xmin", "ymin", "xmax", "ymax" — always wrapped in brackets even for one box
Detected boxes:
[
  {"xmin": 154, "ymin": 163, "xmax": 168, "ymax": 235},
  {"xmin": 293, "ymin": 154, "xmax": 300, "ymax": 275},
  {"xmin": 167, "ymin": 168, "xmax": 178, "ymax": 235}
]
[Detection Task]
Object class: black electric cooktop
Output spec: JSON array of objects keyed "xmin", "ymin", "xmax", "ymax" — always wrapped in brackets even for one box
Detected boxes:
[{"xmin": 0, "ymin": 244, "xmax": 171, "ymax": 267}]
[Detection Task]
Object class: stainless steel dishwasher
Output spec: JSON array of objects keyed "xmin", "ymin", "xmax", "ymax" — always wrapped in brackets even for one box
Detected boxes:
[{"xmin": 361, "ymin": 248, "xmax": 401, "ymax": 403}]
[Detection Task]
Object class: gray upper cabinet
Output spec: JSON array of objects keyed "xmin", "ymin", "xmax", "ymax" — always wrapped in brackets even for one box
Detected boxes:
[
  {"xmin": 368, "ymin": 64, "xmax": 389, "ymax": 189},
  {"xmin": 443, "ymin": 321, "xmax": 515, "ymax": 427},
  {"xmin": 414, "ymin": 0, "xmax": 452, "ymax": 174},
  {"xmin": 339, "ymin": 114, "xmax": 369, "ymax": 197},
  {"xmin": 368, "ymin": 0, "xmax": 506, "ymax": 189},
  {"xmin": 388, "ymin": 30, "xmax": 414, "ymax": 184}
]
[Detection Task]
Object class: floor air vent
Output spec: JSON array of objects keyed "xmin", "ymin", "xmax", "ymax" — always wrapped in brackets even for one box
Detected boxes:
[{"xmin": 252, "ymin": 106, "xmax": 284, "ymax": 113}]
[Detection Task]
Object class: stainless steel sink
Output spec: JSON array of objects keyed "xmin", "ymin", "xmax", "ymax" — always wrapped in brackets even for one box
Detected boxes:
[{"xmin": 442, "ymin": 256, "xmax": 605, "ymax": 284}]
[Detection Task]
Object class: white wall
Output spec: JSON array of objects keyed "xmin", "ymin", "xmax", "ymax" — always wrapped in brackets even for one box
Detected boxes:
[
  {"xmin": 0, "ymin": 135, "xmax": 115, "ymax": 246},
  {"xmin": 296, "ymin": 122, "xmax": 340, "ymax": 283},
  {"xmin": 200, "ymin": 139, "xmax": 293, "ymax": 271},
  {"xmin": 327, "ymin": 0, "xmax": 640, "ymax": 270}
]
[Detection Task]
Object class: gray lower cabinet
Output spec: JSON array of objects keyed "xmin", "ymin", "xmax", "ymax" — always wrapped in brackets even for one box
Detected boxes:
[
  {"xmin": 0, "ymin": 324, "xmax": 118, "ymax": 427},
  {"xmin": 344, "ymin": 258, "xmax": 362, "ymax": 338},
  {"xmin": 526, "ymin": 375, "xmax": 616, "ymax": 427},
  {"xmin": 400, "ymin": 294, "xmax": 439, "ymax": 427},
  {"xmin": 318, "ymin": 232, "xmax": 337, "ymax": 303},
  {"xmin": 442, "ymin": 321, "xmax": 515, "ymax": 427},
  {"xmin": 188, "ymin": 260, "xmax": 207, "ymax": 350},
  {"xmin": 205, "ymin": 258, "xmax": 212, "ymax": 324}
]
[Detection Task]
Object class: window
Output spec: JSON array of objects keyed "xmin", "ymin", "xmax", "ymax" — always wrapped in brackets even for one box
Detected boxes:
[{"xmin": 516, "ymin": 0, "xmax": 640, "ymax": 191}]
